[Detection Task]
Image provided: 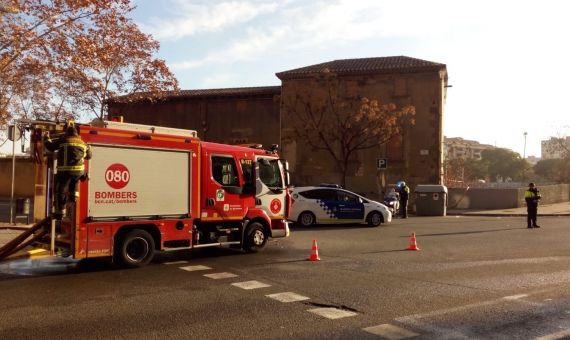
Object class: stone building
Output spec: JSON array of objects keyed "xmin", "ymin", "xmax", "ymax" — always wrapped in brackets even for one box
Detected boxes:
[
  {"xmin": 108, "ymin": 56, "xmax": 448, "ymax": 200},
  {"xmin": 541, "ymin": 137, "xmax": 570, "ymax": 160},
  {"xmin": 444, "ymin": 137, "xmax": 494, "ymax": 161},
  {"xmin": 108, "ymin": 86, "xmax": 281, "ymax": 148},
  {"xmin": 277, "ymin": 57, "xmax": 448, "ymax": 198}
]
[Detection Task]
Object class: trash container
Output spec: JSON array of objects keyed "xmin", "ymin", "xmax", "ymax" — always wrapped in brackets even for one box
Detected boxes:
[
  {"xmin": 15, "ymin": 198, "xmax": 30, "ymax": 215},
  {"xmin": 414, "ymin": 185, "xmax": 448, "ymax": 216}
]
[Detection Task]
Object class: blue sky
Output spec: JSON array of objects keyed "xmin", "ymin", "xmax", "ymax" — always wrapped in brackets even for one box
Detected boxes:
[{"xmin": 3, "ymin": 0, "xmax": 569, "ymax": 157}]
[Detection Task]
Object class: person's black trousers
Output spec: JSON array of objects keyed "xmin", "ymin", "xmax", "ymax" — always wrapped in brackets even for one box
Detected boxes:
[
  {"xmin": 527, "ymin": 205, "xmax": 538, "ymax": 227},
  {"xmin": 400, "ymin": 200, "xmax": 408, "ymax": 218},
  {"xmin": 54, "ymin": 172, "xmax": 82, "ymax": 214}
]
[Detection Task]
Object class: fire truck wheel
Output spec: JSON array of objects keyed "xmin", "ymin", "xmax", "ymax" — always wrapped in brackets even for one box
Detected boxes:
[
  {"xmin": 366, "ymin": 211, "xmax": 383, "ymax": 227},
  {"xmin": 298, "ymin": 211, "xmax": 315, "ymax": 227},
  {"xmin": 244, "ymin": 222, "xmax": 268, "ymax": 253},
  {"xmin": 116, "ymin": 229, "xmax": 156, "ymax": 268}
]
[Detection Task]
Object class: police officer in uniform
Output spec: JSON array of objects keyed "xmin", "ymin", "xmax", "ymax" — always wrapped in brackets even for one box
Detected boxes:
[
  {"xmin": 524, "ymin": 182, "xmax": 542, "ymax": 228},
  {"xmin": 44, "ymin": 122, "xmax": 91, "ymax": 218},
  {"xmin": 399, "ymin": 181, "xmax": 410, "ymax": 218}
]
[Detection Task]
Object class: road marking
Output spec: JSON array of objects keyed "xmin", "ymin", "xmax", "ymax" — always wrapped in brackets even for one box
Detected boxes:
[
  {"xmin": 503, "ymin": 294, "xmax": 528, "ymax": 300},
  {"xmin": 163, "ymin": 260, "xmax": 188, "ymax": 265},
  {"xmin": 266, "ymin": 292, "xmax": 310, "ymax": 303},
  {"xmin": 203, "ymin": 272, "xmax": 238, "ymax": 279},
  {"xmin": 231, "ymin": 280, "xmax": 271, "ymax": 290},
  {"xmin": 363, "ymin": 324, "xmax": 420, "ymax": 339},
  {"xmin": 536, "ymin": 329, "xmax": 570, "ymax": 340},
  {"xmin": 307, "ymin": 308, "xmax": 357, "ymax": 320},
  {"xmin": 179, "ymin": 265, "xmax": 212, "ymax": 272}
]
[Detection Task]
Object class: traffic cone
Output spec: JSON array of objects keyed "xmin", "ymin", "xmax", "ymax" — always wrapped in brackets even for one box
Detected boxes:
[
  {"xmin": 308, "ymin": 239, "xmax": 321, "ymax": 261},
  {"xmin": 407, "ymin": 232, "xmax": 420, "ymax": 251}
]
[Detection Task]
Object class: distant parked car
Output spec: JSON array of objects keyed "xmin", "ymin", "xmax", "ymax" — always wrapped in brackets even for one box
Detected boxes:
[{"xmin": 290, "ymin": 186, "xmax": 392, "ymax": 227}]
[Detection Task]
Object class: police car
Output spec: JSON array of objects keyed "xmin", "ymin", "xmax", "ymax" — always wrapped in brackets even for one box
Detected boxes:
[{"xmin": 290, "ymin": 186, "xmax": 392, "ymax": 227}]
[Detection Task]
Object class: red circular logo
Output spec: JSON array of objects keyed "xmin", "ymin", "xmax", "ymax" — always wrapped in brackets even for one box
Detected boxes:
[
  {"xmin": 105, "ymin": 163, "xmax": 130, "ymax": 189},
  {"xmin": 270, "ymin": 198, "xmax": 282, "ymax": 214}
]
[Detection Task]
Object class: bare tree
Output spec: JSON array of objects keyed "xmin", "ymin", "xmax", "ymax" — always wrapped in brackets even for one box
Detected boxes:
[{"xmin": 285, "ymin": 71, "xmax": 415, "ymax": 187}]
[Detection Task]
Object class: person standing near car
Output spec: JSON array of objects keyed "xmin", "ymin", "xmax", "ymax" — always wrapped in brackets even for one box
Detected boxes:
[
  {"xmin": 524, "ymin": 182, "xmax": 542, "ymax": 228},
  {"xmin": 398, "ymin": 181, "xmax": 410, "ymax": 218}
]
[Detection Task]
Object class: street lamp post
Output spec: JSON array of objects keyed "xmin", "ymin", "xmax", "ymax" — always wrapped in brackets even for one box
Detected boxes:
[{"xmin": 523, "ymin": 132, "xmax": 528, "ymax": 159}]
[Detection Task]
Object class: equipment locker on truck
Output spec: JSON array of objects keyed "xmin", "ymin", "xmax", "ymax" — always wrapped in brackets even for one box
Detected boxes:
[{"xmin": 0, "ymin": 120, "xmax": 291, "ymax": 267}]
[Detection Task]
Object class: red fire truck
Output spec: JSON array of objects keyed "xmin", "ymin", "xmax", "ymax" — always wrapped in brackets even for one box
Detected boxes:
[{"xmin": 0, "ymin": 120, "xmax": 290, "ymax": 267}]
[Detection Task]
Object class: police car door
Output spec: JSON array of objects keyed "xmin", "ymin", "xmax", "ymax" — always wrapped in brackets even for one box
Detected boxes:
[
  {"xmin": 313, "ymin": 189, "xmax": 339, "ymax": 223},
  {"xmin": 335, "ymin": 190, "xmax": 365, "ymax": 223}
]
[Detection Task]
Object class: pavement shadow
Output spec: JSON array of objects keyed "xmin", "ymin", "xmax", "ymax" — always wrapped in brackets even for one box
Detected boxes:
[
  {"xmin": 290, "ymin": 224, "xmax": 376, "ymax": 232},
  {"xmin": 402, "ymin": 227, "xmax": 525, "ymax": 238},
  {"xmin": 362, "ymin": 249, "xmax": 409, "ymax": 254}
]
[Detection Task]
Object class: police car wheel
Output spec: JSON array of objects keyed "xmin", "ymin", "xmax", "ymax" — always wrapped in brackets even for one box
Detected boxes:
[
  {"xmin": 244, "ymin": 222, "xmax": 268, "ymax": 253},
  {"xmin": 116, "ymin": 229, "xmax": 155, "ymax": 268},
  {"xmin": 298, "ymin": 211, "xmax": 315, "ymax": 227},
  {"xmin": 367, "ymin": 211, "xmax": 383, "ymax": 227}
]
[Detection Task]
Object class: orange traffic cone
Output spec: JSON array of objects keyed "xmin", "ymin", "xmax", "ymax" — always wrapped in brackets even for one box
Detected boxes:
[
  {"xmin": 308, "ymin": 239, "xmax": 321, "ymax": 261},
  {"xmin": 407, "ymin": 232, "xmax": 420, "ymax": 251}
]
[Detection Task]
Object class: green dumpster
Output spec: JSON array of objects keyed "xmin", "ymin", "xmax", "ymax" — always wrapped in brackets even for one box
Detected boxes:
[{"xmin": 414, "ymin": 185, "xmax": 448, "ymax": 216}]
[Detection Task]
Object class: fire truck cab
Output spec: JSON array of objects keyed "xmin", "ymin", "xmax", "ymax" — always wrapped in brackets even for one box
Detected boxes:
[{"xmin": 30, "ymin": 120, "xmax": 291, "ymax": 267}]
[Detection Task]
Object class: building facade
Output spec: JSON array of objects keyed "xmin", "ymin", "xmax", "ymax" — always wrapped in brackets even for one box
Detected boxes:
[
  {"xmin": 108, "ymin": 86, "xmax": 281, "ymax": 148},
  {"xmin": 277, "ymin": 57, "xmax": 447, "ymax": 198},
  {"xmin": 107, "ymin": 56, "xmax": 448, "ymax": 200},
  {"xmin": 444, "ymin": 137, "xmax": 494, "ymax": 161},
  {"xmin": 541, "ymin": 137, "xmax": 570, "ymax": 160}
]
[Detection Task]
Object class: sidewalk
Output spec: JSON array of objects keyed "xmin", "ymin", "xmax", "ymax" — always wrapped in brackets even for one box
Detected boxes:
[{"xmin": 448, "ymin": 201, "xmax": 570, "ymax": 217}]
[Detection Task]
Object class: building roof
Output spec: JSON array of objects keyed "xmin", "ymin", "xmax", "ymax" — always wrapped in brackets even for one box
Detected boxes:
[
  {"xmin": 276, "ymin": 56, "xmax": 446, "ymax": 80},
  {"xmin": 109, "ymin": 86, "xmax": 281, "ymax": 103},
  {"xmin": 171, "ymin": 86, "xmax": 281, "ymax": 98}
]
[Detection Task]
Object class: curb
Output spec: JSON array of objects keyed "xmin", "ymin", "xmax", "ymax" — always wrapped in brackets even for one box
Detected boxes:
[{"xmin": 449, "ymin": 213, "xmax": 570, "ymax": 217}]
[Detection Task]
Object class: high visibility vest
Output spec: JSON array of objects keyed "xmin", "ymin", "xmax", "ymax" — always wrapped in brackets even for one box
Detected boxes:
[{"xmin": 46, "ymin": 136, "xmax": 89, "ymax": 172}]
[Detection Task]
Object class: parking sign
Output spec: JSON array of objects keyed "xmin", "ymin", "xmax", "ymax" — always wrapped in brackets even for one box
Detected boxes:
[{"xmin": 376, "ymin": 158, "xmax": 387, "ymax": 170}]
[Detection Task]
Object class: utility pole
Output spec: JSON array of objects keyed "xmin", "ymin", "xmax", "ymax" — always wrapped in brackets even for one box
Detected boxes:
[{"xmin": 523, "ymin": 131, "xmax": 528, "ymax": 159}]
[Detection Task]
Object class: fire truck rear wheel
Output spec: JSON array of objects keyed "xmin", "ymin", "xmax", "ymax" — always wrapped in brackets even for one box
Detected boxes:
[
  {"xmin": 116, "ymin": 229, "xmax": 156, "ymax": 268},
  {"xmin": 244, "ymin": 222, "xmax": 268, "ymax": 253}
]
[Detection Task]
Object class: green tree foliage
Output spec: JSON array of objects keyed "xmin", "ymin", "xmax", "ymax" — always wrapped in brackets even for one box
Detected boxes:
[
  {"xmin": 534, "ymin": 158, "xmax": 570, "ymax": 183},
  {"xmin": 480, "ymin": 148, "xmax": 529, "ymax": 182}
]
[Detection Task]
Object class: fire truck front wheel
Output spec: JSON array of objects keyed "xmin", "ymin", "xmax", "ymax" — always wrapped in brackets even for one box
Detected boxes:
[
  {"xmin": 116, "ymin": 229, "xmax": 156, "ymax": 268},
  {"xmin": 243, "ymin": 222, "xmax": 268, "ymax": 253}
]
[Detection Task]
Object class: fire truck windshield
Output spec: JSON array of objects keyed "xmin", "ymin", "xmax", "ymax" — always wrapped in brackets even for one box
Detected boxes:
[{"xmin": 259, "ymin": 159, "xmax": 283, "ymax": 189}]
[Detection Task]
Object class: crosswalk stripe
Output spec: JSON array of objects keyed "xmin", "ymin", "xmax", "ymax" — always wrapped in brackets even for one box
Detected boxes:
[
  {"xmin": 231, "ymin": 280, "xmax": 271, "ymax": 290},
  {"xmin": 363, "ymin": 324, "xmax": 420, "ymax": 339},
  {"xmin": 163, "ymin": 261, "xmax": 189, "ymax": 265},
  {"xmin": 179, "ymin": 265, "xmax": 212, "ymax": 272},
  {"xmin": 536, "ymin": 329, "xmax": 570, "ymax": 340},
  {"xmin": 203, "ymin": 272, "xmax": 238, "ymax": 279},
  {"xmin": 266, "ymin": 292, "xmax": 310, "ymax": 303},
  {"xmin": 307, "ymin": 307, "xmax": 357, "ymax": 319}
]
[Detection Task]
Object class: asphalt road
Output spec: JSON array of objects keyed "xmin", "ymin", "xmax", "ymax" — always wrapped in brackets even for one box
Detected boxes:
[{"xmin": 1, "ymin": 216, "xmax": 570, "ymax": 339}]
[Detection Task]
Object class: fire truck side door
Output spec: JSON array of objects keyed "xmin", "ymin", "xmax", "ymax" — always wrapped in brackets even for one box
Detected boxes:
[
  {"xmin": 208, "ymin": 155, "xmax": 245, "ymax": 219},
  {"xmin": 255, "ymin": 157, "xmax": 287, "ymax": 219}
]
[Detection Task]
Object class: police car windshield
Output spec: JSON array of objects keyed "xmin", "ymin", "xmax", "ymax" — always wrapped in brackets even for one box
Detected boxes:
[{"xmin": 259, "ymin": 159, "xmax": 283, "ymax": 189}]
